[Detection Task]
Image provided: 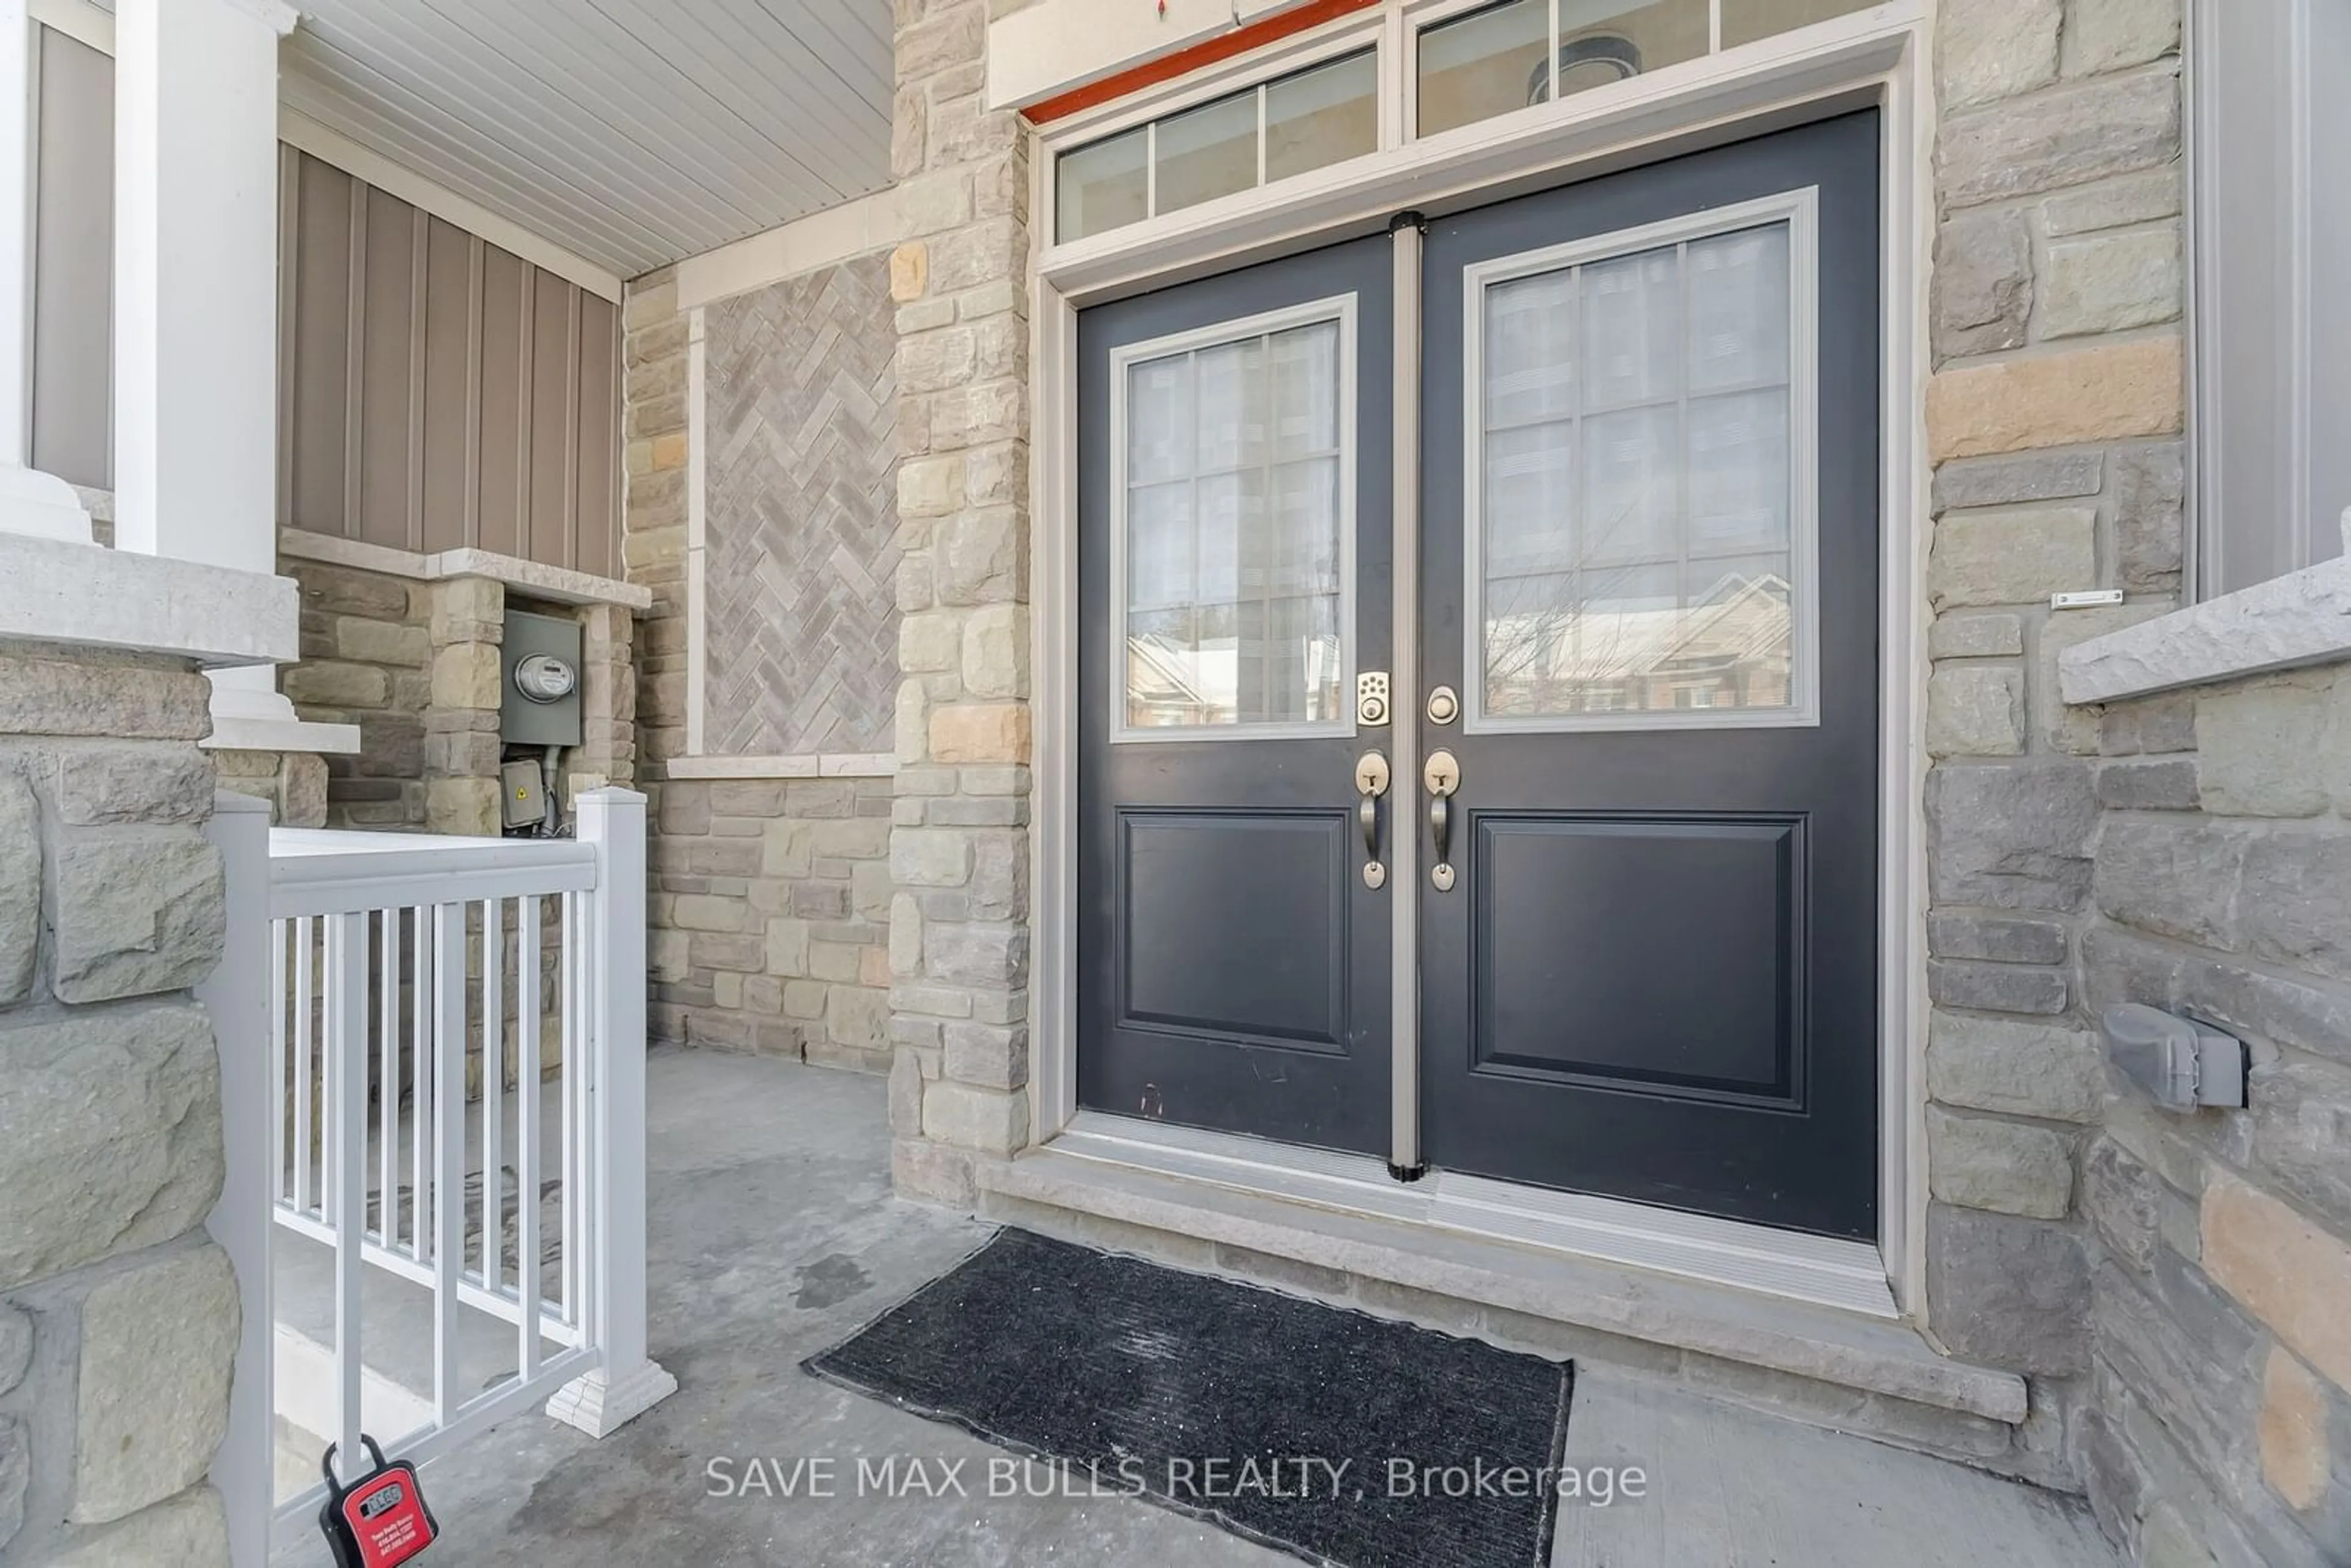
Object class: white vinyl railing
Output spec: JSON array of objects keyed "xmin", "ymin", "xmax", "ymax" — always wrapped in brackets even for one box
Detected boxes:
[{"xmin": 201, "ymin": 789, "xmax": 672, "ymax": 1564}]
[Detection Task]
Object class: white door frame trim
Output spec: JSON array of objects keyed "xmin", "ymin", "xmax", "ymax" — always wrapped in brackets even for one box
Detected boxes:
[{"xmin": 1027, "ymin": 9, "xmax": 1932, "ymax": 1318}]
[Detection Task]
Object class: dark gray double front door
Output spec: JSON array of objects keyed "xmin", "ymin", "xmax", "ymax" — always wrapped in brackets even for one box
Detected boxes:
[{"xmin": 1076, "ymin": 113, "xmax": 1881, "ymax": 1240}]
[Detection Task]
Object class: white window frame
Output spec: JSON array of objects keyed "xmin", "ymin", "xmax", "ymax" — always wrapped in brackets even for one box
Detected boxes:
[
  {"xmin": 1057, "ymin": 45, "xmax": 1387, "ymax": 244},
  {"xmin": 1040, "ymin": 0, "xmax": 1893, "ymax": 248},
  {"xmin": 2188, "ymin": 0, "xmax": 2350, "ymax": 597},
  {"xmin": 1107, "ymin": 293, "xmax": 1362, "ymax": 745},
  {"xmin": 1405, "ymin": 0, "xmax": 1889, "ymax": 146},
  {"xmin": 1048, "ymin": 16, "xmax": 1395, "ymax": 247},
  {"xmin": 1460, "ymin": 187, "xmax": 1821, "ymax": 734}
]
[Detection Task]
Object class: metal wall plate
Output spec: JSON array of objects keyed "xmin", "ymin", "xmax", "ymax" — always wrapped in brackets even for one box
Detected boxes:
[{"xmin": 1357, "ymin": 671, "xmax": 1391, "ymax": 726}]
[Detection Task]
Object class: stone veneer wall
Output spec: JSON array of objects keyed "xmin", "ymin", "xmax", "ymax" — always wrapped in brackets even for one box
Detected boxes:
[
  {"xmin": 620, "ymin": 275, "xmax": 894, "ymax": 1068},
  {"xmin": 209, "ymin": 748, "xmax": 327, "ymax": 829},
  {"xmin": 1917, "ymin": 0, "xmax": 2351, "ymax": 1549},
  {"xmin": 1915, "ymin": 0, "xmax": 2191, "ymax": 1484},
  {"xmin": 882, "ymin": 0, "xmax": 1036, "ymax": 1199},
  {"xmin": 700, "ymin": 258, "xmax": 903, "ymax": 758},
  {"xmin": 277, "ymin": 558, "xmax": 437, "ymax": 830},
  {"xmin": 2068, "ymin": 663, "xmax": 2351, "ymax": 1566},
  {"xmin": 0, "ymin": 644, "xmax": 242, "ymax": 1564},
  {"xmin": 642, "ymin": 774, "xmax": 894, "ymax": 1068},
  {"xmin": 277, "ymin": 558, "xmax": 636, "ymax": 836}
]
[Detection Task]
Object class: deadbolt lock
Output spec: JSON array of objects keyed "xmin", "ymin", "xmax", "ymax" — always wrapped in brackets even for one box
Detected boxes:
[
  {"xmin": 1426, "ymin": 685, "xmax": 1460, "ymax": 725},
  {"xmin": 1357, "ymin": 672, "xmax": 1391, "ymax": 727}
]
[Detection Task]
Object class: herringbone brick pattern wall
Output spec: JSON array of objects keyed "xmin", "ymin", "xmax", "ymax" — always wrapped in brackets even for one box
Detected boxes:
[{"xmin": 703, "ymin": 256, "xmax": 901, "ymax": 757}]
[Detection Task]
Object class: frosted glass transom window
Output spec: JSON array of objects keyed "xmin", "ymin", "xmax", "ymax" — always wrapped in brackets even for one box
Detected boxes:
[
  {"xmin": 1471, "ymin": 212, "xmax": 1813, "ymax": 727},
  {"xmin": 1120, "ymin": 317, "xmax": 1349, "ymax": 733},
  {"xmin": 1415, "ymin": 0, "xmax": 1877, "ymax": 138},
  {"xmin": 1056, "ymin": 52, "xmax": 1378, "ymax": 244}
]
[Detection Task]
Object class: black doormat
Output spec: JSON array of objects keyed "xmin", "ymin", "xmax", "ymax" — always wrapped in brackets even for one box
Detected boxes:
[{"xmin": 802, "ymin": 1228, "xmax": 1573, "ymax": 1568}]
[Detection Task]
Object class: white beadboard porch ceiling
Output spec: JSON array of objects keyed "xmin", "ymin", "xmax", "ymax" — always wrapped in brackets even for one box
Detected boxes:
[
  {"xmin": 95, "ymin": 0, "xmax": 894, "ymax": 280},
  {"xmin": 282, "ymin": 0, "xmax": 895, "ymax": 278}
]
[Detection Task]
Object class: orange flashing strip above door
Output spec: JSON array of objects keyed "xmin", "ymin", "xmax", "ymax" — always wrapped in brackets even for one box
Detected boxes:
[{"xmin": 1024, "ymin": 0, "xmax": 1384, "ymax": 126}]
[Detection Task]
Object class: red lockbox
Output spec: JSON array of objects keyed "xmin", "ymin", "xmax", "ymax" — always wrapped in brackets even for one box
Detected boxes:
[{"xmin": 317, "ymin": 1435, "xmax": 439, "ymax": 1568}]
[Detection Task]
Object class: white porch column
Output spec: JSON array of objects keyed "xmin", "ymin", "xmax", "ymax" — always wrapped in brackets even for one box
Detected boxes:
[
  {"xmin": 0, "ymin": 0, "xmax": 92, "ymax": 542},
  {"xmin": 112, "ymin": 0, "xmax": 357, "ymax": 754}
]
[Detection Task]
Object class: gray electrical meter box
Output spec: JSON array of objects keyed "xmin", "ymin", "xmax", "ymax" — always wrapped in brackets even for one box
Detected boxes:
[{"xmin": 500, "ymin": 609, "xmax": 585, "ymax": 747}]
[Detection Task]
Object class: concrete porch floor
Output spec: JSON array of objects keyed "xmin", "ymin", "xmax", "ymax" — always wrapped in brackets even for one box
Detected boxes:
[{"xmin": 272, "ymin": 1049, "xmax": 2115, "ymax": 1567}]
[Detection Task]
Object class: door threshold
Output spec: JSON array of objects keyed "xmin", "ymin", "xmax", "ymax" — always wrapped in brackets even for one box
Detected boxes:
[
  {"xmin": 980, "ymin": 1141, "xmax": 2030, "ymax": 1428},
  {"xmin": 1050, "ymin": 1111, "xmax": 1898, "ymax": 1320}
]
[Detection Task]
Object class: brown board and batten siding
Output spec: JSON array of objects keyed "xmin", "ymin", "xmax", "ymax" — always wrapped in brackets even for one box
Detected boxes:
[
  {"xmin": 24, "ymin": 20, "xmax": 621, "ymax": 577},
  {"xmin": 279, "ymin": 149, "xmax": 622, "ymax": 577}
]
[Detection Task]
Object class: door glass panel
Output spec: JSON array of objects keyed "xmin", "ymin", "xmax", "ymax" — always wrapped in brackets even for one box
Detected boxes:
[
  {"xmin": 1687, "ymin": 227, "xmax": 1791, "ymax": 391},
  {"xmin": 1475, "ymin": 219, "xmax": 1802, "ymax": 724},
  {"xmin": 1122, "ymin": 317, "xmax": 1348, "ymax": 732},
  {"xmin": 1485, "ymin": 269, "xmax": 1580, "ymax": 425},
  {"xmin": 1584, "ymin": 247, "xmax": 1682, "ymax": 408}
]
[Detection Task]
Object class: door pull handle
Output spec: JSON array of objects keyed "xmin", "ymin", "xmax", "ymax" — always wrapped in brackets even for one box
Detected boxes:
[
  {"xmin": 1355, "ymin": 752, "xmax": 1390, "ymax": 890},
  {"xmin": 1424, "ymin": 750, "xmax": 1460, "ymax": 892}
]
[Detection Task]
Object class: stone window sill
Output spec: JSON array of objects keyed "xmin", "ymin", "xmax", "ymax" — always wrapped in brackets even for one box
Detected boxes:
[
  {"xmin": 2058, "ymin": 549, "xmax": 2351, "ymax": 705},
  {"xmin": 665, "ymin": 752, "xmax": 897, "ymax": 781},
  {"xmin": 277, "ymin": 528, "xmax": 653, "ymax": 610}
]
